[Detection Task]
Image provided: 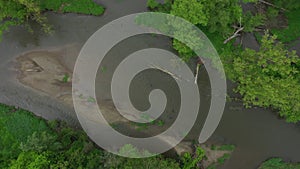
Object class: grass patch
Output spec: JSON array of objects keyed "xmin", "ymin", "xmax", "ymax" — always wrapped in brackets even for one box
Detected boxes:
[
  {"xmin": 206, "ymin": 153, "xmax": 231, "ymax": 169},
  {"xmin": 87, "ymin": 96, "xmax": 96, "ymax": 103},
  {"xmin": 217, "ymin": 153, "xmax": 231, "ymax": 165},
  {"xmin": 259, "ymin": 158, "xmax": 300, "ymax": 169},
  {"xmin": 207, "ymin": 164, "xmax": 217, "ymax": 169},
  {"xmin": 62, "ymin": 74, "xmax": 70, "ymax": 83},
  {"xmin": 207, "ymin": 144, "xmax": 235, "ymax": 169},
  {"xmin": 210, "ymin": 144, "xmax": 235, "ymax": 151},
  {"xmin": 37, "ymin": 0, "xmax": 105, "ymax": 15},
  {"xmin": 271, "ymin": 9, "xmax": 300, "ymax": 43},
  {"xmin": 157, "ymin": 120, "xmax": 165, "ymax": 127}
]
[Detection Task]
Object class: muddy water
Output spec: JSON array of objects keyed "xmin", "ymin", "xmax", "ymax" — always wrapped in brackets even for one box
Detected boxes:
[{"xmin": 0, "ymin": 0, "xmax": 300, "ymax": 169}]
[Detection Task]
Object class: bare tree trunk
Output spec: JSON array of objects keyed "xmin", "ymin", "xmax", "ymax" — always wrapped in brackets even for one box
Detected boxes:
[
  {"xmin": 194, "ymin": 63, "xmax": 201, "ymax": 84},
  {"xmin": 258, "ymin": 0, "xmax": 287, "ymax": 11},
  {"xmin": 224, "ymin": 27, "xmax": 244, "ymax": 44}
]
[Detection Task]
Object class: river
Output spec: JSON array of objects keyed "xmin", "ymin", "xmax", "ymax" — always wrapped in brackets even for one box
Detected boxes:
[{"xmin": 0, "ymin": 0, "xmax": 300, "ymax": 169}]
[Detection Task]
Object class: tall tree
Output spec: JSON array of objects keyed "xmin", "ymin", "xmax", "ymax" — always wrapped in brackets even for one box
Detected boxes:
[
  {"xmin": 170, "ymin": 0, "xmax": 244, "ymax": 36},
  {"xmin": 169, "ymin": 0, "xmax": 264, "ymax": 59},
  {"xmin": 232, "ymin": 33, "xmax": 300, "ymax": 122},
  {"xmin": 0, "ymin": 0, "xmax": 49, "ymax": 40},
  {"xmin": 170, "ymin": 0, "xmax": 208, "ymax": 26}
]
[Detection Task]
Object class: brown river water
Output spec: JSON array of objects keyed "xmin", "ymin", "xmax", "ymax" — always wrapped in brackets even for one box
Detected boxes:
[{"xmin": 0, "ymin": 0, "xmax": 300, "ymax": 168}]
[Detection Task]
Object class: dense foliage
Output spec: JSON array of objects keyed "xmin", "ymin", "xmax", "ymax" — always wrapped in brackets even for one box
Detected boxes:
[
  {"xmin": 0, "ymin": 104, "xmax": 205, "ymax": 169},
  {"xmin": 231, "ymin": 33, "xmax": 300, "ymax": 122},
  {"xmin": 0, "ymin": 0, "xmax": 104, "ymax": 40},
  {"xmin": 148, "ymin": 0, "xmax": 264, "ymax": 60},
  {"xmin": 148, "ymin": 0, "xmax": 300, "ymax": 123},
  {"xmin": 243, "ymin": 0, "xmax": 300, "ymax": 43},
  {"xmin": 0, "ymin": 0, "xmax": 49, "ymax": 40},
  {"xmin": 169, "ymin": 0, "xmax": 263, "ymax": 35},
  {"xmin": 271, "ymin": 9, "xmax": 300, "ymax": 43}
]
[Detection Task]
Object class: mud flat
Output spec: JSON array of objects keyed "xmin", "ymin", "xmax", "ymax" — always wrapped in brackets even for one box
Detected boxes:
[
  {"xmin": 17, "ymin": 47, "xmax": 74, "ymax": 106},
  {"xmin": 15, "ymin": 45, "xmax": 233, "ymax": 167}
]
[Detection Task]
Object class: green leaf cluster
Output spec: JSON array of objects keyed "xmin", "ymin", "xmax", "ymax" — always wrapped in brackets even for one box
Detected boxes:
[
  {"xmin": 259, "ymin": 158, "xmax": 300, "ymax": 169},
  {"xmin": 0, "ymin": 104, "xmax": 207, "ymax": 169},
  {"xmin": 0, "ymin": 0, "xmax": 49, "ymax": 40},
  {"xmin": 181, "ymin": 147, "xmax": 205, "ymax": 169},
  {"xmin": 232, "ymin": 33, "xmax": 300, "ymax": 122},
  {"xmin": 161, "ymin": 0, "xmax": 263, "ymax": 60},
  {"xmin": 0, "ymin": 0, "xmax": 104, "ymax": 40},
  {"xmin": 271, "ymin": 9, "xmax": 300, "ymax": 43}
]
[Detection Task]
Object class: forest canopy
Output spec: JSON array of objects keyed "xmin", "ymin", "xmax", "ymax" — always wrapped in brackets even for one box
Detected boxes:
[{"xmin": 148, "ymin": 0, "xmax": 300, "ymax": 122}]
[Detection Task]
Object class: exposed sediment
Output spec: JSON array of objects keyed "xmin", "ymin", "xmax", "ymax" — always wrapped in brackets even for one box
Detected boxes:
[{"xmin": 15, "ymin": 45, "xmax": 233, "ymax": 165}]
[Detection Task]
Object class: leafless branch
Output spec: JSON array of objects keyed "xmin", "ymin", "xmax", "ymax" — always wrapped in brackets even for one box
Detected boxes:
[
  {"xmin": 258, "ymin": 0, "xmax": 287, "ymax": 11},
  {"xmin": 223, "ymin": 27, "xmax": 244, "ymax": 44},
  {"xmin": 194, "ymin": 63, "xmax": 201, "ymax": 84}
]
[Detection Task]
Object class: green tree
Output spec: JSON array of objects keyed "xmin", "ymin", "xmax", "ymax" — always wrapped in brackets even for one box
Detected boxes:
[
  {"xmin": 0, "ymin": 120, "xmax": 19, "ymax": 168},
  {"xmin": 0, "ymin": 0, "xmax": 49, "ymax": 40},
  {"xmin": 169, "ymin": 0, "xmax": 263, "ymax": 60},
  {"xmin": 0, "ymin": 0, "xmax": 105, "ymax": 41},
  {"xmin": 181, "ymin": 147, "xmax": 205, "ymax": 169},
  {"xmin": 170, "ymin": 0, "xmax": 245, "ymax": 35},
  {"xmin": 20, "ymin": 131, "xmax": 62, "ymax": 153},
  {"xmin": 170, "ymin": 0, "xmax": 208, "ymax": 26},
  {"xmin": 147, "ymin": 0, "xmax": 159, "ymax": 10},
  {"xmin": 232, "ymin": 33, "xmax": 300, "ymax": 122},
  {"xmin": 9, "ymin": 151, "xmax": 50, "ymax": 169}
]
